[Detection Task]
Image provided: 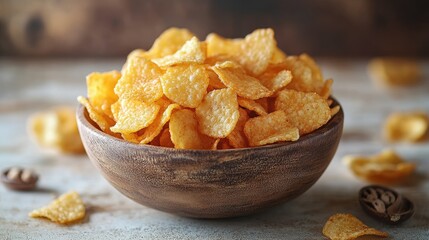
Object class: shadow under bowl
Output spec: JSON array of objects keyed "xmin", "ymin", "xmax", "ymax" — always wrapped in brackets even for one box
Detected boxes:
[{"xmin": 76, "ymin": 98, "xmax": 344, "ymax": 218}]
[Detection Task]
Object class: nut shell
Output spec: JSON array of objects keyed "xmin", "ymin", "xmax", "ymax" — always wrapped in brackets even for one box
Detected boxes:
[
  {"xmin": 359, "ymin": 185, "xmax": 414, "ymax": 224},
  {"xmin": 1, "ymin": 167, "xmax": 39, "ymax": 191}
]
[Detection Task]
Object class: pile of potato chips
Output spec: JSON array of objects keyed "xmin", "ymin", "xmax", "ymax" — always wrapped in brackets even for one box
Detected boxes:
[{"xmin": 78, "ymin": 28, "xmax": 338, "ymax": 149}]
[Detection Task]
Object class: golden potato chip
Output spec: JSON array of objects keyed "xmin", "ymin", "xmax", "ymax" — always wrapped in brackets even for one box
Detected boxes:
[
  {"xmin": 86, "ymin": 71, "xmax": 120, "ymax": 119},
  {"xmin": 207, "ymin": 68, "xmax": 226, "ymax": 89},
  {"xmin": 78, "ymin": 96, "xmax": 117, "ymax": 136},
  {"xmin": 115, "ymin": 57, "xmax": 163, "ymax": 103},
  {"xmin": 237, "ymin": 97, "xmax": 267, "ymax": 116},
  {"xmin": 320, "ymin": 78, "xmax": 333, "ymax": 99},
  {"xmin": 330, "ymin": 105, "xmax": 340, "ymax": 117},
  {"xmin": 28, "ymin": 107, "xmax": 85, "ymax": 154},
  {"xmin": 110, "ymin": 98, "xmax": 160, "ymax": 134},
  {"xmin": 275, "ymin": 89, "xmax": 331, "ymax": 134},
  {"xmin": 258, "ymin": 70, "xmax": 292, "ymax": 93},
  {"xmin": 29, "ymin": 191, "xmax": 85, "ymax": 224},
  {"xmin": 153, "ymin": 37, "xmax": 206, "ymax": 67},
  {"xmin": 160, "ymin": 64, "xmax": 209, "ymax": 108},
  {"xmin": 343, "ymin": 149, "xmax": 416, "ymax": 184},
  {"xmin": 383, "ymin": 112, "xmax": 428, "ymax": 142},
  {"xmin": 157, "ymin": 128, "xmax": 172, "ymax": 148},
  {"xmin": 139, "ymin": 103, "xmax": 181, "ymax": 144},
  {"xmin": 169, "ymin": 109, "xmax": 212, "ymax": 149},
  {"xmin": 282, "ymin": 55, "xmax": 326, "ymax": 95},
  {"xmin": 239, "ymin": 28, "xmax": 276, "ymax": 75},
  {"xmin": 244, "ymin": 110, "xmax": 299, "ymax": 146},
  {"xmin": 226, "ymin": 108, "xmax": 249, "ymax": 148},
  {"xmin": 368, "ymin": 58, "xmax": 421, "ymax": 86},
  {"xmin": 121, "ymin": 49, "xmax": 153, "ymax": 73},
  {"xmin": 196, "ymin": 88, "xmax": 239, "ymax": 138},
  {"xmin": 206, "ymin": 33, "xmax": 242, "ymax": 57},
  {"xmin": 111, "ymin": 100, "xmax": 120, "ymax": 122},
  {"xmin": 323, "ymin": 213, "xmax": 388, "ymax": 240},
  {"xmin": 148, "ymin": 27, "xmax": 195, "ymax": 58},
  {"xmin": 212, "ymin": 62, "xmax": 271, "ymax": 100},
  {"xmin": 270, "ymin": 47, "xmax": 287, "ymax": 64}
]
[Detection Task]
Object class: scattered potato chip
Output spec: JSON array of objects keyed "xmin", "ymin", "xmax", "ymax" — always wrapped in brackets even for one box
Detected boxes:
[
  {"xmin": 244, "ymin": 110, "xmax": 299, "ymax": 146},
  {"xmin": 368, "ymin": 58, "xmax": 421, "ymax": 86},
  {"xmin": 110, "ymin": 98, "xmax": 160, "ymax": 134},
  {"xmin": 213, "ymin": 62, "xmax": 272, "ymax": 100},
  {"xmin": 115, "ymin": 57, "xmax": 163, "ymax": 103},
  {"xmin": 169, "ymin": 109, "xmax": 214, "ymax": 149},
  {"xmin": 323, "ymin": 213, "xmax": 388, "ymax": 240},
  {"xmin": 78, "ymin": 96, "xmax": 117, "ymax": 136},
  {"xmin": 28, "ymin": 107, "xmax": 85, "ymax": 154},
  {"xmin": 237, "ymin": 97, "xmax": 267, "ymax": 116},
  {"xmin": 226, "ymin": 108, "xmax": 249, "ymax": 148},
  {"xmin": 196, "ymin": 88, "xmax": 239, "ymax": 138},
  {"xmin": 160, "ymin": 64, "xmax": 209, "ymax": 108},
  {"xmin": 86, "ymin": 71, "xmax": 121, "ymax": 119},
  {"xmin": 343, "ymin": 149, "xmax": 416, "ymax": 184},
  {"xmin": 29, "ymin": 191, "xmax": 85, "ymax": 224},
  {"xmin": 148, "ymin": 28, "xmax": 195, "ymax": 58},
  {"xmin": 275, "ymin": 89, "xmax": 331, "ymax": 134},
  {"xmin": 239, "ymin": 28, "xmax": 276, "ymax": 75},
  {"xmin": 153, "ymin": 37, "xmax": 206, "ymax": 67},
  {"xmin": 383, "ymin": 112, "xmax": 428, "ymax": 142}
]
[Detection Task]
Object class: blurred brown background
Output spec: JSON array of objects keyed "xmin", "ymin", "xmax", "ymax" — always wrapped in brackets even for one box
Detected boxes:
[{"xmin": 1, "ymin": 0, "xmax": 428, "ymax": 58}]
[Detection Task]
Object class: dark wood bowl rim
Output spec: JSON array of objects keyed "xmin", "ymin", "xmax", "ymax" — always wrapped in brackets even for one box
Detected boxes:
[{"xmin": 77, "ymin": 97, "xmax": 343, "ymax": 154}]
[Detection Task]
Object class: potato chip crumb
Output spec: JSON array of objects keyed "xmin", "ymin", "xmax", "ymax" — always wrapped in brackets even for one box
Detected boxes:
[{"xmin": 29, "ymin": 191, "xmax": 85, "ymax": 224}]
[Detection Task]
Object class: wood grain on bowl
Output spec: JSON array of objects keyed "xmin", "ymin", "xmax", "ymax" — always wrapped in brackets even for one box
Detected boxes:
[{"xmin": 76, "ymin": 99, "xmax": 344, "ymax": 218}]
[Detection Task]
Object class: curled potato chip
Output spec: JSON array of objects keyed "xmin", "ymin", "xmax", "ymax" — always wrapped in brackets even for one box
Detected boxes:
[
  {"xmin": 170, "ymin": 109, "xmax": 215, "ymax": 149},
  {"xmin": 383, "ymin": 112, "xmax": 428, "ymax": 142},
  {"xmin": 159, "ymin": 128, "xmax": 174, "ymax": 148},
  {"xmin": 237, "ymin": 97, "xmax": 267, "ymax": 116},
  {"xmin": 153, "ymin": 37, "xmax": 206, "ymax": 67},
  {"xmin": 139, "ymin": 103, "xmax": 181, "ymax": 144},
  {"xmin": 160, "ymin": 64, "xmax": 209, "ymax": 108},
  {"xmin": 343, "ymin": 149, "xmax": 416, "ymax": 184},
  {"xmin": 206, "ymin": 33, "xmax": 242, "ymax": 58},
  {"xmin": 270, "ymin": 47, "xmax": 287, "ymax": 64},
  {"xmin": 368, "ymin": 58, "xmax": 421, "ymax": 86},
  {"xmin": 115, "ymin": 57, "xmax": 163, "ymax": 103},
  {"xmin": 258, "ymin": 69, "xmax": 292, "ymax": 93},
  {"xmin": 148, "ymin": 28, "xmax": 195, "ymax": 58},
  {"xmin": 239, "ymin": 28, "xmax": 276, "ymax": 75},
  {"xmin": 244, "ymin": 110, "xmax": 299, "ymax": 146},
  {"xmin": 226, "ymin": 108, "xmax": 249, "ymax": 148},
  {"xmin": 283, "ymin": 55, "xmax": 326, "ymax": 95},
  {"xmin": 29, "ymin": 191, "xmax": 85, "ymax": 224},
  {"xmin": 110, "ymin": 98, "xmax": 160, "ymax": 134},
  {"xmin": 275, "ymin": 89, "xmax": 331, "ymax": 134},
  {"xmin": 86, "ymin": 71, "xmax": 120, "ymax": 119},
  {"xmin": 212, "ymin": 62, "xmax": 272, "ymax": 100},
  {"xmin": 28, "ymin": 107, "xmax": 85, "ymax": 154},
  {"xmin": 323, "ymin": 213, "xmax": 388, "ymax": 240},
  {"xmin": 78, "ymin": 96, "xmax": 117, "ymax": 136},
  {"xmin": 196, "ymin": 88, "xmax": 239, "ymax": 138}
]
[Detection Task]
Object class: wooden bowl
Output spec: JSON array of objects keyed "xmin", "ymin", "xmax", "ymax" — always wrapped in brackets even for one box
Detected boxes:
[{"xmin": 76, "ymin": 99, "xmax": 344, "ymax": 218}]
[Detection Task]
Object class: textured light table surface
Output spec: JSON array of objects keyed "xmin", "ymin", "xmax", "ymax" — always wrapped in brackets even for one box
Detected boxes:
[{"xmin": 0, "ymin": 59, "xmax": 428, "ymax": 239}]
